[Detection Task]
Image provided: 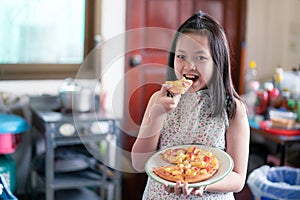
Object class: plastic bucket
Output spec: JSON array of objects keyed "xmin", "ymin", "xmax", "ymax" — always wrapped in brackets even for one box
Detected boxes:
[
  {"xmin": 247, "ymin": 165, "xmax": 300, "ymax": 200},
  {"xmin": 0, "ymin": 134, "xmax": 21, "ymax": 154}
]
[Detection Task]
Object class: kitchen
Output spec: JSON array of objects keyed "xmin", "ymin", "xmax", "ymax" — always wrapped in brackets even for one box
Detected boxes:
[{"xmin": 0, "ymin": 0, "xmax": 300, "ymax": 200}]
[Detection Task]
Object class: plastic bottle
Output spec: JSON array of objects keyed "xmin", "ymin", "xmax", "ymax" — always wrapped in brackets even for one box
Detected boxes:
[
  {"xmin": 264, "ymin": 82, "xmax": 274, "ymax": 107},
  {"xmin": 245, "ymin": 60, "xmax": 258, "ymax": 94},
  {"xmin": 273, "ymin": 66, "xmax": 283, "ymax": 92},
  {"xmin": 280, "ymin": 89, "xmax": 291, "ymax": 110},
  {"xmin": 246, "ymin": 81, "xmax": 260, "ymax": 120},
  {"xmin": 269, "ymin": 87, "xmax": 281, "ymax": 108},
  {"xmin": 255, "ymin": 87, "xmax": 268, "ymax": 115}
]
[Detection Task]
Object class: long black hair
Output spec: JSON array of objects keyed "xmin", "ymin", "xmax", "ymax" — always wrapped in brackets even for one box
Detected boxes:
[{"xmin": 166, "ymin": 11, "xmax": 241, "ymax": 119}]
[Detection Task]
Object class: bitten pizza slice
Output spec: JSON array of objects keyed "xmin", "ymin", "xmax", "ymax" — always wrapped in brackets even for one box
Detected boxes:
[
  {"xmin": 165, "ymin": 77, "xmax": 193, "ymax": 94},
  {"xmin": 159, "ymin": 148, "xmax": 187, "ymax": 164}
]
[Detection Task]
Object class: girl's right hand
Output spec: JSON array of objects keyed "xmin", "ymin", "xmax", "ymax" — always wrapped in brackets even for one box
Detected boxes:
[
  {"xmin": 154, "ymin": 84, "xmax": 181, "ymax": 114},
  {"xmin": 164, "ymin": 182, "xmax": 207, "ymax": 197}
]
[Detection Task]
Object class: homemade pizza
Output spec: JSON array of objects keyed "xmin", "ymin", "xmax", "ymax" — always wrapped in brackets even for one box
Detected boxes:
[
  {"xmin": 165, "ymin": 77, "xmax": 193, "ymax": 94},
  {"xmin": 153, "ymin": 146, "xmax": 219, "ymax": 183}
]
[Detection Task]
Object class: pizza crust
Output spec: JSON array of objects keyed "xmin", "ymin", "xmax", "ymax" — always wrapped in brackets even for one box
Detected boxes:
[{"xmin": 153, "ymin": 165, "xmax": 185, "ymax": 183}]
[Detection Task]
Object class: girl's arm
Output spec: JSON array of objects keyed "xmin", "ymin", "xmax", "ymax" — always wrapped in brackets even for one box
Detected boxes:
[
  {"xmin": 131, "ymin": 85, "xmax": 181, "ymax": 172},
  {"xmin": 205, "ymin": 98, "xmax": 250, "ymax": 193}
]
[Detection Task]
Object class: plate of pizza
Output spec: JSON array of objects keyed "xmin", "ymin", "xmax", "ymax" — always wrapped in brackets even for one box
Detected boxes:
[{"xmin": 145, "ymin": 145, "xmax": 234, "ymax": 187}]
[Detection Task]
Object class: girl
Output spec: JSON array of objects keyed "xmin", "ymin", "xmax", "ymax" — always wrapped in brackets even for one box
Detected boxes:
[{"xmin": 131, "ymin": 11, "xmax": 250, "ymax": 199}]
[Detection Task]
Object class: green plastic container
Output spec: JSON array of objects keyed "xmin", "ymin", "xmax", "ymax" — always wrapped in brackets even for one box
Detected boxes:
[{"xmin": 0, "ymin": 155, "xmax": 16, "ymax": 193}]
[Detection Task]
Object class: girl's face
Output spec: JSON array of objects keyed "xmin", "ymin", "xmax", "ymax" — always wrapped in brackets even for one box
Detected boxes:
[{"xmin": 174, "ymin": 32, "xmax": 214, "ymax": 92}]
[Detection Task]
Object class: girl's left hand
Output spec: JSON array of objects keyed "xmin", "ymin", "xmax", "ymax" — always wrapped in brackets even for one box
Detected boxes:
[{"xmin": 164, "ymin": 181, "xmax": 206, "ymax": 196}]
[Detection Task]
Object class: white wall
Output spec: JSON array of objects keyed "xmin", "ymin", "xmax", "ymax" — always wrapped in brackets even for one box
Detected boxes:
[{"xmin": 245, "ymin": 0, "xmax": 300, "ymax": 82}]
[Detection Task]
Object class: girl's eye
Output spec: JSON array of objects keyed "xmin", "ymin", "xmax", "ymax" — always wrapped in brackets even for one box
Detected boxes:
[
  {"xmin": 176, "ymin": 54, "xmax": 186, "ymax": 60},
  {"xmin": 195, "ymin": 56, "xmax": 206, "ymax": 61}
]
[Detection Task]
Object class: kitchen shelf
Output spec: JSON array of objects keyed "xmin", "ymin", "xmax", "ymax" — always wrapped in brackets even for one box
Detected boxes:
[
  {"xmin": 29, "ymin": 96, "xmax": 121, "ymax": 200},
  {"xmin": 54, "ymin": 134, "xmax": 107, "ymax": 146}
]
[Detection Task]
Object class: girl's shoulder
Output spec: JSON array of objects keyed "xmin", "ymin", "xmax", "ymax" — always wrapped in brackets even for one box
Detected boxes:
[{"xmin": 232, "ymin": 97, "xmax": 248, "ymax": 120}]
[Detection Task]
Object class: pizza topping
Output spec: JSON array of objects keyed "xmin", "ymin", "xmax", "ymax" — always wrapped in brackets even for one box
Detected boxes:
[
  {"xmin": 153, "ymin": 146, "xmax": 219, "ymax": 183},
  {"xmin": 204, "ymin": 155, "xmax": 212, "ymax": 162}
]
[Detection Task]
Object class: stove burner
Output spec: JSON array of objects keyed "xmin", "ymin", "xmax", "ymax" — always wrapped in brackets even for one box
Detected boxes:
[{"xmin": 52, "ymin": 106, "xmax": 73, "ymax": 114}]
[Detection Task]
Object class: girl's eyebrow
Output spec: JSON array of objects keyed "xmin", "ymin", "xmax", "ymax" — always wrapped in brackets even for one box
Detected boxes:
[
  {"xmin": 175, "ymin": 49, "xmax": 208, "ymax": 54},
  {"xmin": 175, "ymin": 50, "xmax": 186, "ymax": 53}
]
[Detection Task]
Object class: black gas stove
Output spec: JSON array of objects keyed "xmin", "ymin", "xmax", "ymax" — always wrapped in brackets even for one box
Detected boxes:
[{"xmin": 30, "ymin": 95, "xmax": 116, "ymax": 139}]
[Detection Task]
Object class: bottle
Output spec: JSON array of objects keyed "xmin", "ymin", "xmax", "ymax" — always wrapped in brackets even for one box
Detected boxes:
[
  {"xmin": 280, "ymin": 89, "xmax": 291, "ymax": 110},
  {"xmin": 273, "ymin": 66, "xmax": 283, "ymax": 92},
  {"xmin": 255, "ymin": 87, "xmax": 268, "ymax": 115},
  {"xmin": 246, "ymin": 81, "xmax": 260, "ymax": 120},
  {"xmin": 269, "ymin": 87, "xmax": 281, "ymax": 108},
  {"xmin": 264, "ymin": 82, "xmax": 274, "ymax": 107},
  {"xmin": 245, "ymin": 60, "xmax": 258, "ymax": 94}
]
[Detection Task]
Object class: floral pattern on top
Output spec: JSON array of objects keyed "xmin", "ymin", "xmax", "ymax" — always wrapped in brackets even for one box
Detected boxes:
[{"xmin": 142, "ymin": 89, "xmax": 234, "ymax": 200}]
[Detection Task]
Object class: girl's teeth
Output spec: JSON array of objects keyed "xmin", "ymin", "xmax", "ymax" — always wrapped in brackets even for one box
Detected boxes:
[
  {"xmin": 184, "ymin": 74, "xmax": 199, "ymax": 82},
  {"xmin": 185, "ymin": 75, "xmax": 195, "ymax": 79}
]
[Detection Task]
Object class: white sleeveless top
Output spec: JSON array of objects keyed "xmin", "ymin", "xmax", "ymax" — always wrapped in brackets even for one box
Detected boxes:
[{"xmin": 142, "ymin": 89, "xmax": 235, "ymax": 200}]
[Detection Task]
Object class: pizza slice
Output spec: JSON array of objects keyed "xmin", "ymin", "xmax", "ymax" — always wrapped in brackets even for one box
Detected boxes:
[
  {"xmin": 153, "ymin": 165, "xmax": 185, "ymax": 183},
  {"xmin": 165, "ymin": 77, "xmax": 193, "ymax": 94},
  {"xmin": 184, "ymin": 165, "xmax": 218, "ymax": 183},
  {"xmin": 159, "ymin": 148, "xmax": 187, "ymax": 164}
]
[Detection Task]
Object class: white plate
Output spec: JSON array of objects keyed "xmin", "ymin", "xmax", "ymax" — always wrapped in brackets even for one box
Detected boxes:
[{"xmin": 145, "ymin": 145, "xmax": 234, "ymax": 188}]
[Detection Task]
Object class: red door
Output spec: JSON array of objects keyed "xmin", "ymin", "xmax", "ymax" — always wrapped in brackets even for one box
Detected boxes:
[
  {"xmin": 122, "ymin": 0, "xmax": 246, "ymax": 150},
  {"xmin": 122, "ymin": 1, "xmax": 246, "ymax": 199}
]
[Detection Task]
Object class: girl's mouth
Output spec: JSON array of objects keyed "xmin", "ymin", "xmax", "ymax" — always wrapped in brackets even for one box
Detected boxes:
[{"xmin": 184, "ymin": 74, "xmax": 199, "ymax": 82}]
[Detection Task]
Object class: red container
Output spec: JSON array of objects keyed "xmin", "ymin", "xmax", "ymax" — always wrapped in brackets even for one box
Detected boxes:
[
  {"xmin": 0, "ymin": 134, "xmax": 21, "ymax": 154},
  {"xmin": 269, "ymin": 88, "xmax": 281, "ymax": 108},
  {"xmin": 255, "ymin": 89, "xmax": 268, "ymax": 115}
]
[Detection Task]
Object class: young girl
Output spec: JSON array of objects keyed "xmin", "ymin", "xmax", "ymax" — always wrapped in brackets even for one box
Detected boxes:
[{"xmin": 131, "ymin": 11, "xmax": 250, "ymax": 199}]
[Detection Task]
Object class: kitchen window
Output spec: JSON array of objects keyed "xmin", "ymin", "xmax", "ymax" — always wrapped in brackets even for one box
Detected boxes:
[{"xmin": 0, "ymin": 0, "xmax": 98, "ymax": 80}]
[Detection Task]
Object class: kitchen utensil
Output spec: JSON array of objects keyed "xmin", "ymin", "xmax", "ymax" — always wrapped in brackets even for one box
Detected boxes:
[{"xmin": 58, "ymin": 78, "xmax": 93, "ymax": 112}]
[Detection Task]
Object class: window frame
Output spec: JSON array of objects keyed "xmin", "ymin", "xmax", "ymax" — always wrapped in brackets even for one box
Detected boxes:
[{"xmin": 0, "ymin": 0, "xmax": 99, "ymax": 80}]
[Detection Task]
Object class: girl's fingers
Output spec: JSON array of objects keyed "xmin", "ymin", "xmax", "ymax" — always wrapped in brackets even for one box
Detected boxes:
[
  {"xmin": 192, "ymin": 186, "xmax": 206, "ymax": 196},
  {"xmin": 182, "ymin": 182, "xmax": 194, "ymax": 196},
  {"xmin": 174, "ymin": 181, "xmax": 182, "ymax": 195},
  {"xmin": 164, "ymin": 182, "xmax": 206, "ymax": 197},
  {"xmin": 164, "ymin": 183, "xmax": 171, "ymax": 193},
  {"xmin": 160, "ymin": 84, "xmax": 172, "ymax": 97}
]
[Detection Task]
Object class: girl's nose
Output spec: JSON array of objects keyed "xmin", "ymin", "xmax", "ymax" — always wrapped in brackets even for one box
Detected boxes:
[{"xmin": 185, "ymin": 60, "xmax": 196, "ymax": 70}]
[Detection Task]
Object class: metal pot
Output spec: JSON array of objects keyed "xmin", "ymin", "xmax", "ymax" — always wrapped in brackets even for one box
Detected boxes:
[{"xmin": 59, "ymin": 78, "xmax": 93, "ymax": 112}]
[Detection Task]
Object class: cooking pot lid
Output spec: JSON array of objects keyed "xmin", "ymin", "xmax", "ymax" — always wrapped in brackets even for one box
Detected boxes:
[{"xmin": 33, "ymin": 149, "xmax": 96, "ymax": 173}]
